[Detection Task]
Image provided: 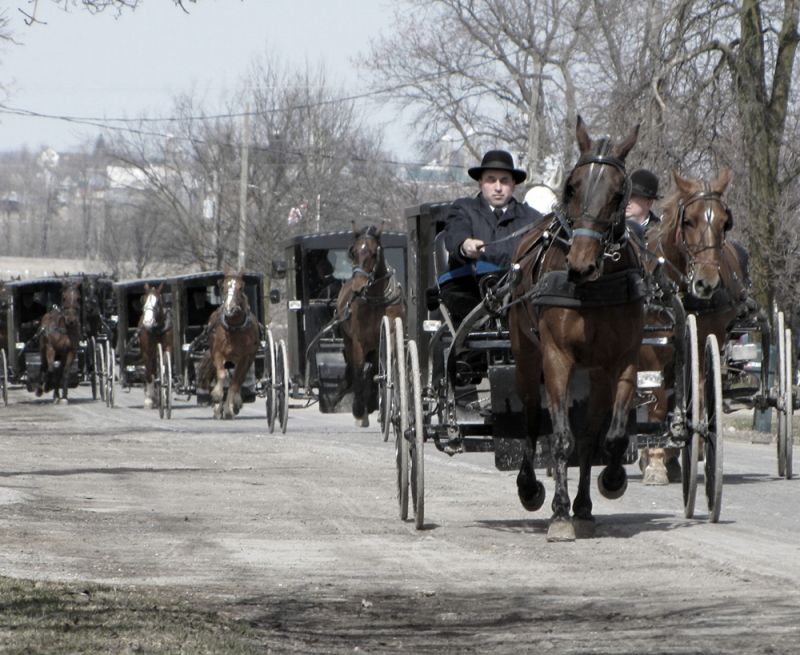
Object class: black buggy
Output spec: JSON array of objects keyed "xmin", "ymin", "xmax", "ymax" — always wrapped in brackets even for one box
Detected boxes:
[
  {"xmin": 2, "ymin": 275, "xmax": 112, "ymax": 403},
  {"xmin": 273, "ymin": 230, "xmax": 407, "ymax": 419}
]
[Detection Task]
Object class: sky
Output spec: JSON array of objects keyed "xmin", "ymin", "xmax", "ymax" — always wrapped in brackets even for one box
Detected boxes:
[{"xmin": 0, "ymin": 0, "xmax": 411, "ymax": 156}]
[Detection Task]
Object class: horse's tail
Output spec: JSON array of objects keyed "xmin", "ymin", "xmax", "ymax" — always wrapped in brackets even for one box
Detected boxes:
[{"xmin": 196, "ymin": 351, "xmax": 216, "ymax": 388}]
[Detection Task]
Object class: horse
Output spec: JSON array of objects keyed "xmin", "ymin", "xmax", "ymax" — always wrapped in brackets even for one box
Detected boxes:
[
  {"xmin": 36, "ymin": 282, "xmax": 81, "ymax": 403},
  {"xmin": 196, "ymin": 272, "xmax": 260, "ymax": 419},
  {"xmin": 637, "ymin": 168, "xmax": 749, "ymax": 484},
  {"xmin": 509, "ymin": 115, "xmax": 642, "ymax": 541},
  {"xmin": 82, "ymin": 275, "xmax": 115, "ymax": 342},
  {"xmin": 336, "ymin": 223, "xmax": 404, "ymax": 427},
  {"xmin": 138, "ymin": 282, "xmax": 173, "ymax": 409}
]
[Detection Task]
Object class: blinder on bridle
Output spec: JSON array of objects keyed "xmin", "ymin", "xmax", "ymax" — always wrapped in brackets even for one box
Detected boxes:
[
  {"xmin": 561, "ymin": 137, "xmax": 631, "ymax": 247},
  {"xmin": 349, "ymin": 226, "xmax": 384, "ymax": 280}
]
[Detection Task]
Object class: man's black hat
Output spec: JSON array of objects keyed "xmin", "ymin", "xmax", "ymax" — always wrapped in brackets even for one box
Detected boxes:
[
  {"xmin": 468, "ymin": 149, "xmax": 527, "ymax": 184},
  {"xmin": 630, "ymin": 169, "xmax": 661, "ymax": 199}
]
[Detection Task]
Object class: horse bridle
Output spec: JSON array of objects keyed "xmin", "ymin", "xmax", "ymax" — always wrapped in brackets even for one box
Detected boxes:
[
  {"xmin": 221, "ymin": 278, "xmax": 251, "ymax": 330},
  {"xmin": 673, "ymin": 184, "xmax": 732, "ymax": 286},
  {"xmin": 559, "ymin": 139, "xmax": 631, "ymax": 256}
]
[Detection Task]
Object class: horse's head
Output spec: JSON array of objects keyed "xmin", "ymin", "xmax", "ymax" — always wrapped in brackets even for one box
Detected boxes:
[
  {"xmin": 669, "ymin": 168, "xmax": 733, "ymax": 299},
  {"xmin": 62, "ymin": 283, "xmax": 81, "ymax": 327},
  {"xmin": 220, "ymin": 273, "xmax": 249, "ymax": 323},
  {"xmin": 563, "ymin": 116, "xmax": 639, "ymax": 283},
  {"xmin": 348, "ymin": 222, "xmax": 386, "ymax": 294},
  {"xmin": 141, "ymin": 282, "xmax": 167, "ymax": 330}
]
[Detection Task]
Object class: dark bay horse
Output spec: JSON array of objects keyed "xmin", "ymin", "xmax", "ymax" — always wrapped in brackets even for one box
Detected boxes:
[
  {"xmin": 336, "ymin": 224, "xmax": 404, "ymax": 427},
  {"xmin": 36, "ymin": 282, "xmax": 81, "ymax": 403},
  {"xmin": 197, "ymin": 272, "xmax": 260, "ymax": 419},
  {"xmin": 638, "ymin": 168, "xmax": 748, "ymax": 484},
  {"xmin": 138, "ymin": 283, "xmax": 173, "ymax": 409},
  {"xmin": 509, "ymin": 116, "xmax": 642, "ymax": 541}
]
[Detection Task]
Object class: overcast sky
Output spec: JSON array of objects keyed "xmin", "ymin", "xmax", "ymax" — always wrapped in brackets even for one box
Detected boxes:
[{"xmin": 0, "ymin": 0, "xmax": 409, "ymax": 156}]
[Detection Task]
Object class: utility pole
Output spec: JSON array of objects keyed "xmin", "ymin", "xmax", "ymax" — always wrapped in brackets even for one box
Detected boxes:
[{"xmin": 237, "ymin": 105, "xmax": 250, "ymax": 270}]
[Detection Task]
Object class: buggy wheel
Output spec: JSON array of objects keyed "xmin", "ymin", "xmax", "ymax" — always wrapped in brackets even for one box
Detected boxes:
[
  {"xmin": 377, "ymin": 315, "xmax": 393, "ymax": 442},
  {"xmin": 96, "ymin": 341, "xmax": 106, "ymax": 402},
  {"xmin": 265, "ymin": 329, "xmax": 277, "ymax": 433},
  {"xmin": 776, "ymin": 312, "xmax": 793, "ymax": 478},
  {"xmin": 406, "ymin": 339, "xmax": 425, "ymax": 529},
  {"xmin": 682, "ymin": 314, "xmax": 701, "ymax": 518},
  {"xmin": 106, "ymin": 342, "xmax": 116, "ymax": 408},
  {"xmin": 781, "ymin": 327, "xmax": 793, "ymax": 479},
  {"xmin": 277, "ymin": 339, "xmax": 290, "ymax": 434},
  {"xmin": 393, "ymin": 317, "xmax": 409, "ymax": 521},
  {"xmin": 704, "ymin": 334, "xmax": 724, "ymax": 522},
  {"xmin": 157, "ymin": 343, "xmax": 166, "ymax": 419},
  {"xmin": 163, "ymin": 348, "xmax": 173, "ymax": 420},
  {"xmin": 0, "ymin": 348, "xmax": 8, "ymax": 407},
  {"xmin": 89, "ymin": 337, "xmax": 98, "ymax": 400}
]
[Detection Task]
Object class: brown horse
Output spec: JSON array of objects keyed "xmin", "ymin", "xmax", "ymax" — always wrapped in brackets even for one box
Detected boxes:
[
  {"xmin": 638, "ymin": 168, "xmax": 749, "ymax": 484},
  {"xmin": 336, "ymin": 224, "xmax": 404, "ymax": 427},
  {"xmin": 197, "ymin": 272, "xmax": 260, "ymax": 419},
  {"xmin": 138, "ymin": 283, "xmax": 173, "ymax": 409},
  {"xmin": 509, "ymin": 116, "xmax": 642, "ymax": 541},
  {"xmin": 36, "ymin": 282, "xmax": 81, "ymax": 403}
]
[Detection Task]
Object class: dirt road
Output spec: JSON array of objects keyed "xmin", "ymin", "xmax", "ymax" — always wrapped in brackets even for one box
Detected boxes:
[{"xmin": 1, "ymin": 384, "xmax": 798, "ymax": 653}]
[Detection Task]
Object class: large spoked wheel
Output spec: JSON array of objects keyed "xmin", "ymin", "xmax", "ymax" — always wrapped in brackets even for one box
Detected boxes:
[
  {"xmin": 95, "ymin": 340, "xmax": 106, "ymax": 403},
  {"xmin": 703, "ymin": 334, "xmax": 724, "ymax": 523},
  {"xmin": 406, "ymin": 339, "xmax": 425, "ymax": 530},
  {"xmin": 265, "ymin": 329, "xmax": 277, "ymax": 434},
  {"xmin": 0, "ymin": 348, "xmax": 8, "ymax": 407},
  {"xmin": 776, "ymin": 312, "xmax": 793, "ymax": 479},
  {"xmin": 780, "ymin": 326, "xmax": 793, "ymax": 479},
  {"xmin": 160, "ymin": 346, "xmax": 173, "ymax": 420},
  {"xmin": 682, "ymin": 314, "xmax": 701, "ymax": 518},
  {"xmin": 105, "ymin": 341, "xmax": 116, "ymax": 408},
  {"xmin": 276, "ymin": 339, "xmax": 290, "ymax": 434},
  {"xmin": 377, "ymin": 315, "xmax": 394, "ymax": 443},
  {"xmin": 157, "ymin": 343, "xmax": 166, "ymax": 419},
  {"xmin": 88, "ymin": 337, "xmax": 98, "ymax": 400},
  {"xmin": 393, "ymin": 317, "xmax": 409, "ymax": 521}
]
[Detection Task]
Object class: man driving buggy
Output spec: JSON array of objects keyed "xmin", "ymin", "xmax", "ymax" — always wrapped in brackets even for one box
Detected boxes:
[{"xmin": 439, "ymin": 149, "xmax": 544, "ymax": 325}]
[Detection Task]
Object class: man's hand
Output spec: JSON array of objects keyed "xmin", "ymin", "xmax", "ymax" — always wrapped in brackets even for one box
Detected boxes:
[{"xmin": 460, "ymin": 238, "xmax": 485, "ymax": 259}]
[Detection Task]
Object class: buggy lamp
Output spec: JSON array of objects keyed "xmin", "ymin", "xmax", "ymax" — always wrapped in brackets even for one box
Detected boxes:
[
  {"xmin": 111, "ymin": 314, "xmax": 118, "ymax": 322},
  {"xmin": 730, "ymin": 343, "xmax": 759, "ymax": 361},
  {"xmin": 16, "ymin": 342, "xmax": 24, "ymax": 350},
  {"xmin": 182, "ymin": 344, "xmax": 191, "ymax": 352},
  {"xmin": 260, "ymin": 340, "xmax": 267, "ymax": 348},
  {"xmin": 79, "ymin": 340, "xmax": 88, "ymax": 348},
  {"xmin": 126, "ymin": 365, "xmax": 137, "ymax": 373},
  {"xmin": 288, "ymin": 300, "xmax": 302, "ymax": 311},
  {"xmin": 423, "ymin": 319, "xmax": 441, "ymax": 332},
  {"xmin": 637, "ymin": 370, "xmax": 663, "ymax": 389}
]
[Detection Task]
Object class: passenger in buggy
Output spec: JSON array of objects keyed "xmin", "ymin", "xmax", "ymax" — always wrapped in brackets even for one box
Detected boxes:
[{"xmin": 439, "ymin": 149, "xmax": 544, "ymax": 326}]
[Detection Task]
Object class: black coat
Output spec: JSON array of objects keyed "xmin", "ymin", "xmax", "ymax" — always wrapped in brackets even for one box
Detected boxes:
[{"xmin": 444, "ymin": 194, "xmax": 543, "ymax": 271}]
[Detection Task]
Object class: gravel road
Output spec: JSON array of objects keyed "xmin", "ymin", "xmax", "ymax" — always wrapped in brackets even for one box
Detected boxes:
[{"xmin": 1, "ymin": 383, "xmax": 798, "ymax": 653}]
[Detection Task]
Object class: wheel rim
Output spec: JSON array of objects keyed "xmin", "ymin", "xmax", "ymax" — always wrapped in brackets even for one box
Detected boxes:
[
  {"xmin": 266, "ymin": 330, "xmax": 276, "ymax": 433},
  {"xmin": 407, "ymin": 339, "xmax": 424, "ymax": 529},
  {"xmin": 682, "ymin": 314, "xmax": 700, "ymax": 518},
  {"xmin": 393, "ymin": 317, "xmax": 409, "ymax": 520},
  {"xmin": 784, "ymin": 327, "xmax": 793, "ymax": 479},
  {"xmin": 165, "ymin": 350, "xmax": 173, "ymax": 420},
  {"xmin": 704, "ymin": 334, "xmax": 724, "ymax": 522},
  {"xmin": 97, "ymin": 343, "xmax": 106, "ymax": 402},
  {"xmin": 279, "ymin": 340, "xmax": 290, "ymax": 433},
  {"xmin": 378, "ymin": 315, "xmax": 393, "ymax": 443},
  {"xmin": 1, "ymin": 349, "xmax": 8, "ymax": 407},
  {"xmin": 157, "ymin": 343, "xmax": 165, "ymax": 419}
]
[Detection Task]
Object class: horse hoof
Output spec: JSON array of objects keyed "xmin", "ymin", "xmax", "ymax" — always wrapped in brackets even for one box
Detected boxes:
[
  {"xmin": 666, "ymin": 457, "xmax": 682, "ymax": 483},
  {"xmin": 517, "ymin": 479, "xmax": 546, "ymax": 512},
  {"xmin": 643, "ymin": 464, "xmax": 669, "ymax": 486},
  {"xmin": 355, "ymin": 416, "xmax": 369, "ymax": 428},
  {"xmin": 598, "ymin": 467, "xmax": 628, "ymax": 499},
  {"xmin": 547, "ymin": 518, "xmax": 576, "ymax": 542},
  {"xmin": 573, "ymin": 517, "xmax": 596, "ymax": 539},
  {"xmin": 35, "ymin": 388, "xmax": 43, "ymax": 398},
  {"xmin": 143, "ymin": 398, "xmax": 154, "ymax": 409}
]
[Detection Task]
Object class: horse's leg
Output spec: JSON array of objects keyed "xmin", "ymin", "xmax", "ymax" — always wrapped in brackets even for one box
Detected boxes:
[
  {"xmin": 542, "ymin": 347, "xmax": 576, "ymax": 542},
  {"xmin": 61, "ymin": 348, "xmax": 75, "ymax": 404},
  {"xmin": 597, "ymin": 357, "xmax": 637, "ymax": 500},
  {"xmin": 513, "ymin": 337, "xmax": 545, "ymax": 512},
  {"xmin": 225, "ymin": 354, "xmax": 251, "ymax": 419},
  {"xmin": 351, "ymin": 341, "xmax": 368, "ymax": 427},
  {"xmin": 211, "ymin": 351, "xmax": 227, "ymax": 419}
]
